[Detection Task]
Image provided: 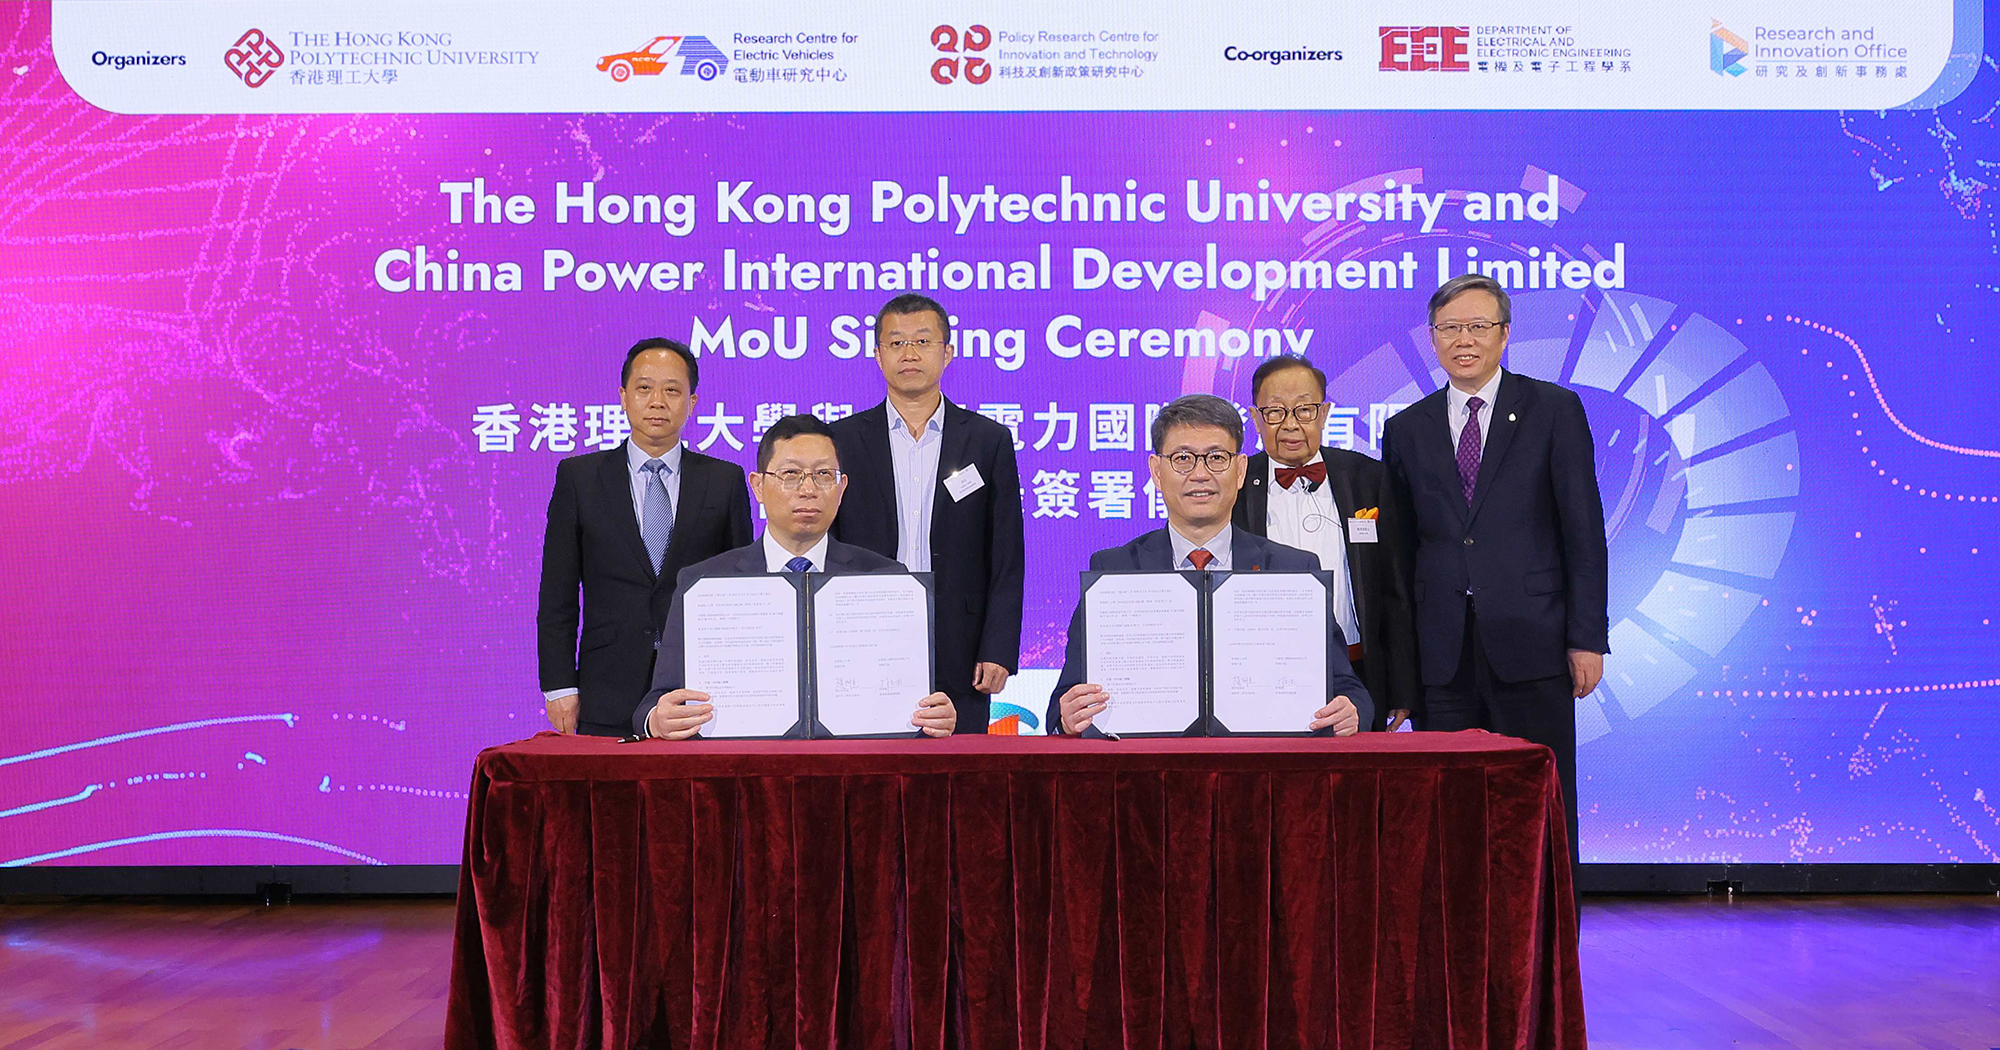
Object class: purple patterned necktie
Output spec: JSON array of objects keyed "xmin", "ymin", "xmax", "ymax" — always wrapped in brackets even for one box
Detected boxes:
[{"xmin": 1455, "ymin": 395, "xmax": 1485, "ymax": 504}]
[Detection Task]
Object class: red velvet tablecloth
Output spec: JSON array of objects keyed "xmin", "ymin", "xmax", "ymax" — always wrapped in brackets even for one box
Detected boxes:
[{"xmin": 445, "ymin": 732, "xmax": 1583, "ymax": 1050}]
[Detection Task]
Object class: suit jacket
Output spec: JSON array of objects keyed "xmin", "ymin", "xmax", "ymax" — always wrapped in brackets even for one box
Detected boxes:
[
  {"xmin": 631, "ymin": 538, "xmax": 907, "ymax": 734},
  {"xmin": 1381, "ymin": 371, "xmax": 1609, "ymax": 692},
  {"xmin": 1234, "ymin": 447, "xmax": 1422, "ymax": 726},
  {"xmin": 537, "ymin": 442, "xmax": 753, "ymax": 731},
  {"xmin": 1045, "ymin": 528, "xmax": 1374, "ymax": 735},
  {"xmin": 830, "ymin": 398, "xmax": 1025, "ymax": 732}
]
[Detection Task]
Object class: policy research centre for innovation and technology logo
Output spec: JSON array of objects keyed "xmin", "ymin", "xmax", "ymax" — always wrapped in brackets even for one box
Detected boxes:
[
  {"xmin": 597, "ymin": 35, "xmax": 729, "ymax": 81},
  {"xmin": 1710, "ymin": 19, "xmax": 1749, "ymax": 76}
]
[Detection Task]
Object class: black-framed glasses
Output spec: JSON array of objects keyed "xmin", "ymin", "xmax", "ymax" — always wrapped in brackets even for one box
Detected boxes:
[
  {"xmin": 1429, "ymin": 320, "xmax": 1505, "ymax": 339},
  {"xmin": 1255, "ymin": 403, "xmax": 1326, "ymax": 425},
  {"xmin": 879, "ymin": 338, "xmax": 945, "ymax": 352},
  {"xmin": 762, "ymin": 468, "xmax": 842, "ymax": 491},
  {"xmin": 1157, "ymin": 450, "xmax": 1237, "ymax": 474}
]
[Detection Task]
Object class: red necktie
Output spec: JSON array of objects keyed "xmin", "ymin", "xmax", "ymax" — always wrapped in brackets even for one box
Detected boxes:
[
  {"xmin": 1274, "ymin": 461, "xmax": 1327, "ymax": 490},
  {"xmin": 1187, "ymin": 548, "xmax": 1214, "ymax": 570}
]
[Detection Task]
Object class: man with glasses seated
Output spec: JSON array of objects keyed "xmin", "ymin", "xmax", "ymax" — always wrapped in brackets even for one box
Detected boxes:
[
  {"xmin": 831, "ymin": 293, "xmax": 1025, "ymax": 735},
  {"xmin": 1232, "ymin": 354, "xmax": 1422, "ymax": 732},
  {"xmin": 632, "ymin": 414, "xmax": 958, "ymax": 740},
  {"xmin": 1046, "ymin": 393, "xmax": 1373, "ymax": 738}
]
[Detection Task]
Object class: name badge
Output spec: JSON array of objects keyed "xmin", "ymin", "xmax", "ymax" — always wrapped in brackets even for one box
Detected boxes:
[
  {"xmin": 1346, "ymin": 518, "xmax": 1379, "ymax": 543},
  {"xmin": 944, "ymin": 464, "xmax": 985, "ymax": 501}
]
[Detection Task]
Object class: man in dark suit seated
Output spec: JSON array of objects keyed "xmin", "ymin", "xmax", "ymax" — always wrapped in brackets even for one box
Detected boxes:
[
  {"xmin": 1233, "ymin": 353, "xmax": 1422, "ymax": 731},
  {"xmin": 537, "ymin": 337, "xmax": 753, "ymax": 736},
  {"xmin": 1046, "ymin": 393, "xmax": 1373, "ymax": 738},
  {"xmin": 831, "ymin": 293, "xmax": 1025, "ymax": 734},
  {"xmin": 632, "ymin": 414, "xmax": 958, "ymax": 740}
]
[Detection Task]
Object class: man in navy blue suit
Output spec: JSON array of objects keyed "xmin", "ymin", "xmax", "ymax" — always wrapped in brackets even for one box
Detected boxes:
[
  {"xmin": 1047, "ymin": 394, "xmax": 1372, "ymax": 737},
  {"xmin": 1382, "ymin": 273, "xmax": 1609, "ymax": 858},
  {"xmin": 633, "ymin": 415, "xmax": 957, "ymax": 740}
]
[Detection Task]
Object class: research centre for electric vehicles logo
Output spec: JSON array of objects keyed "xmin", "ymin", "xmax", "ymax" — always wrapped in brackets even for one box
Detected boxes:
[{"xmin": 596, "ymin": 35, "xmax": 729, "ymax": 82}]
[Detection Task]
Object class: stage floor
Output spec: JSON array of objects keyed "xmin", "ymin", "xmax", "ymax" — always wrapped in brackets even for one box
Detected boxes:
[{"xmin": 0, "ymin": 895, "xmax": 1993, "ymax": 1049}]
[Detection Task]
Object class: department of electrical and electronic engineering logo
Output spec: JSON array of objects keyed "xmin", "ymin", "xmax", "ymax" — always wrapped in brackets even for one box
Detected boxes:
[
  {"xmin": 1378, "ymin": 26, "xmax": 1469, "ymax": 71},
  {"xmin": 931, "ymin": 24, "xmax": 992, "ymax": 84},
  {"xmin": 1710, "ymin": 19, "xmax": 1748, "ymax": 76},
  {"xmin": 224, "ymin": 28, "xmax": 285, "ymax": 87},
  {"xmin": 597, "ymin": 35, "xmax": 729, "ymax": 82}
]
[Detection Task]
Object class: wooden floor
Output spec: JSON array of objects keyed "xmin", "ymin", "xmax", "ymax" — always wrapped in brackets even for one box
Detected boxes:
[{"xmin": 0, "ymin": 895, "xmax": 1994, "ymax": 1049}]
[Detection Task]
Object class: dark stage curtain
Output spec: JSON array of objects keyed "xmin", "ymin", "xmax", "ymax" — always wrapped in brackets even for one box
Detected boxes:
[{"xmin": 447, "ymin": 733, "xmax": 1584, "ymax": 1050}]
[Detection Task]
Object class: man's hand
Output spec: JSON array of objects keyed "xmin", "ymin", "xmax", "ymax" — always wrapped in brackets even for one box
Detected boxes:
[
  {"xmin": 544, "ymin": 694, "xmax": 580, "ymax": 734},
  {"xmin": 1309, "ymin": 695, "xmax": 1360, "ymax": 736},
  {"xmin": 1385, "ymin": 708, "xmax": 1411, "ymax": 732},
  {"xmin": 644, "ymin": 690, "xmax": 714, "ymax": 740},
  {"xmin": 1568, "ymin": 649, "xmax": 1604, "ymax": 698},
  {"xmin": 912, "ymin": 692, "xmax": 958, "ymax": 737},
  {"xmin": 1058, "ymin": 683, "xmax": 1109, "ymax": 736},
  {"xmin": 972, "ymin": 662, "xmax": 1012, "ymax": 694}
]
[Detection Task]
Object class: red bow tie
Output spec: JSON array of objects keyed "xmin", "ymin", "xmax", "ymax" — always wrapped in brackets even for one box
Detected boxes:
[{"xmin": 1274, "ymin": 461, "xmax": 1327, "ymax": 490}]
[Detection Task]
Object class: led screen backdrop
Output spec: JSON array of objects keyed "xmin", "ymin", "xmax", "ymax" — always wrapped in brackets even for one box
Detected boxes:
[{"xmin": 2, "ymin": 1, "xmax": 1995, "ymax": 866}]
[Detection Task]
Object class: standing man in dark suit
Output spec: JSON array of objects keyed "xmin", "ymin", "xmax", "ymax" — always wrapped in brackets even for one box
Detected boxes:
[
  {"xmin": 1234, "ymin": 353, "xmax": 1422, "ymax": 731},
  {"xmin": 1382, "ymin": 274, "xmax": 1609, "ymax": 858},
  {"xmin": 537, "ymin": 337, "xmax": 753, "ymax": 736},
  {"xmin": 1048, "ymin": 394, "xmax": 1372, "ymax": 738},
  {"xmin": 634, "ymin": 415, "xmax": 957, "ymax": 740},
  {"xmin": 831, "ymin": 293, "xmax": 1024, "ymax": 733}
]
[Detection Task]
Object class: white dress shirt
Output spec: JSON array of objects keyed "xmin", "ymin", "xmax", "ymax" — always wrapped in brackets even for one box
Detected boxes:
[
  {"xmin": 543, "ymin": 439, "xmax": 688, "ymax": 704},
  {"xmin": 761, "ymin": 530, "xmax": 831, "ymax": 572},
  {"xmin": 887, "ymin": 400, "xmax": 945, "ymax": 572},
  {"xmin": 1264, "ymin": 452, "xmax": 1362, "ymax": 645},
  {"xmin": 1167, "ymin": 522, "xmax": 1234, "ymax": 571},
  {"xmin": 1445, "ymin": 371, "xmax": 1504, "ymax": 451}
]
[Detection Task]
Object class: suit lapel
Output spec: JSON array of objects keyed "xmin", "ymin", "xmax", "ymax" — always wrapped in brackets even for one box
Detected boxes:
[
  {"xmin": 931, "ymin": 399, "xmax": 974, "ymax": 552},
  {"xmin": 856, "ymin": 401, "xmax": 899, "ymax": 551},
  {"xmin": 1417, "ymin": 392, "xmax": 1470, "ymax": 527},
  {"xmin": 661, "ymin": 449, "xmax": 709, "ymax": 581},
  {"xmin": 1321, "ymin": 449, "xmax": 1366, "ymax": 625},
  {"xmin": 1135, "ymin": 529, "xmax": 1176, "ymax": 571},
  {"xmin": 602, "ymin": 444, "xmax": 657, "ymax": 579},
  {"xmin": 1239, "ymin": 452, "xmax": 1270, "ymax": 534},
  {"xmin": 1230, "ymin": 529, "xmax": 1268, "ymax": 571},
  {"xmin": 1466, "ymin": 372, "xmax": 1525, "ymax": 525}
]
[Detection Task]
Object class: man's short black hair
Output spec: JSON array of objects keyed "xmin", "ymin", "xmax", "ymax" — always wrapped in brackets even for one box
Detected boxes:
[
  {"xmin": 872, "ymin": 293, "xmax": 951, "ymax": 346},
  {"xmin": 1150, "ymin": 393, "xmax": 1244, "ymax": 454},
  {"xmin": 1250, "ymin": 354, "xmax": 1328, "ymax": 403},
  {"xmin": 621, "ymin": 337, "xmax": 699, "ymax": 392},
  {"xmin": 756, "ymin": 414, "xmax": 837, "ymax": 471}
]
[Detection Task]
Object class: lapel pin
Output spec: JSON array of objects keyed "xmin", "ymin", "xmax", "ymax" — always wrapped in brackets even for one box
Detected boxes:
[{"xmin": 1508, "ymin": 413, "xmax": 1517, "ymax": 422}]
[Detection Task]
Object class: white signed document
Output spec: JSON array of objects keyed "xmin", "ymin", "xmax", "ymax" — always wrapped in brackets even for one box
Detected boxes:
[
  {"xmin": 1083, "ymin": 572, "xmax": 1201, "ymax": 735},
  {"xmin": 812, "ymin": 574, "xmax": 934, "ymax": 737},
  {"xmin": 682, "ymin": 575, "xmax": 802, "ymax": 738},
  {"xmin": 1211, "ymin": 572, "xmax": 1329, "ymax": 734}
]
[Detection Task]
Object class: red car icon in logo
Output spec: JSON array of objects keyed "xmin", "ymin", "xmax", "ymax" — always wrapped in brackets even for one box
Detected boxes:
[{"xmin": 598, "ymin": 36, "xmax": 730, "ymax": 82}]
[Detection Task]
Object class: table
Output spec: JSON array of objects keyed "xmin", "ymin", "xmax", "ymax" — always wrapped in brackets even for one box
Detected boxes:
[{"xmin": 446, "ymin": 732, "xmax": 1583, "ymax": 1050}]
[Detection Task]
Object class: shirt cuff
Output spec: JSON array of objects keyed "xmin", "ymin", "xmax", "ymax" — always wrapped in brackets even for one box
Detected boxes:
[{"xmin": 542, "ymin": 688, "xmax": 579, "ymax": 703}]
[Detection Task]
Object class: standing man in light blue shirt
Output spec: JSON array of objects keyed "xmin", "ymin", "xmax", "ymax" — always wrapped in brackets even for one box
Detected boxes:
[{"xmin": 832, "ymin": 294, "xmax": 1025, "ymax": 733}]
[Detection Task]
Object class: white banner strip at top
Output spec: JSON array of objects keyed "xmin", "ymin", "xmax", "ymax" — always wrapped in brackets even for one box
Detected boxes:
[{"xmin": 52, "ymin": 0, "xmax": 1978, "ymax": 114}]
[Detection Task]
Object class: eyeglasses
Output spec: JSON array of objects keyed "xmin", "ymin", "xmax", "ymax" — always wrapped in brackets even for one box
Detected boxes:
[
  {"xmin": 1255, "ymin": 403, "xmax": 1325, "ymax": 425},
  {"xmin": 1429, "ymin": 320, "xmax": 1505, "ymax": 339},
  {"xmin": 1157, "ymin": 450, "xmax": 1238, "ymax": 474},
  {"xmin": 879, "ymin": 338, "xmax": 945, "ymax": 352},
  {"xmin": 762, "ymin": 468, "xmax": 842, "ymax": 491}
]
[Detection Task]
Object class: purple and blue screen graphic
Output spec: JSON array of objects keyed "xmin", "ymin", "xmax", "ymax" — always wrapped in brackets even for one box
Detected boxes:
[{"xmin": 2, "ymin": 4, "xmax": 1996, "ymax": 866}]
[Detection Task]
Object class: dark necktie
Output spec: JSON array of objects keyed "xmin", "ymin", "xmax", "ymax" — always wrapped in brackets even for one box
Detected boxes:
[
  {"xmin": 1274, "ymin": 461, "xmax": 1328, "ymax": 490},
  {"xmin": 785, "ymin": 556, "xmax": 813, "ymax": 573},
  {"xmin": 1456, "ymin": 395, "xmax": 1486, "ymax": 504}
]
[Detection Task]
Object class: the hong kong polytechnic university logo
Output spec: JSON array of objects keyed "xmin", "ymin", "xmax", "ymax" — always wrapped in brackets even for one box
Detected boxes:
[{"xmin": 225, "ymin": 28, "xmax": 285, "ymax": 87}]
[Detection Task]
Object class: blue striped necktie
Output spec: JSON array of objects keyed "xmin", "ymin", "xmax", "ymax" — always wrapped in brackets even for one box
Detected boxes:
[{"xmin": 640, "ymin": 459, "xmax": 674, "ymax": 572}]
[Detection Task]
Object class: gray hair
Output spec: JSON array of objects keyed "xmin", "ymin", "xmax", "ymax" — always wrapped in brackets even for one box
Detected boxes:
[
  {"xmin": 1149, "ymin": 393, "xmax": 1244, "ymax": 454},
  {"xmin": 1428, "ymin": 273, "xmax": 1513, "ymax": 325}
]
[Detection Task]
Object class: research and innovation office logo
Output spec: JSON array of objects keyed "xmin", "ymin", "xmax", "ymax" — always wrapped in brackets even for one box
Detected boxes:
[
  {"xmin": 1378, "ymin": 26, "xmax": 1469, "ymax": 71},
  {"xmin": 1710, "ymin": 19, "xmax": 1748, "ymax": 76},
  {"xmin": 224, "ymin": 28, "xmax": 285, "ymax": 87},
  {"xmin": 596, "ymin": 35, "xmax": 729, "ymax": 82}
]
